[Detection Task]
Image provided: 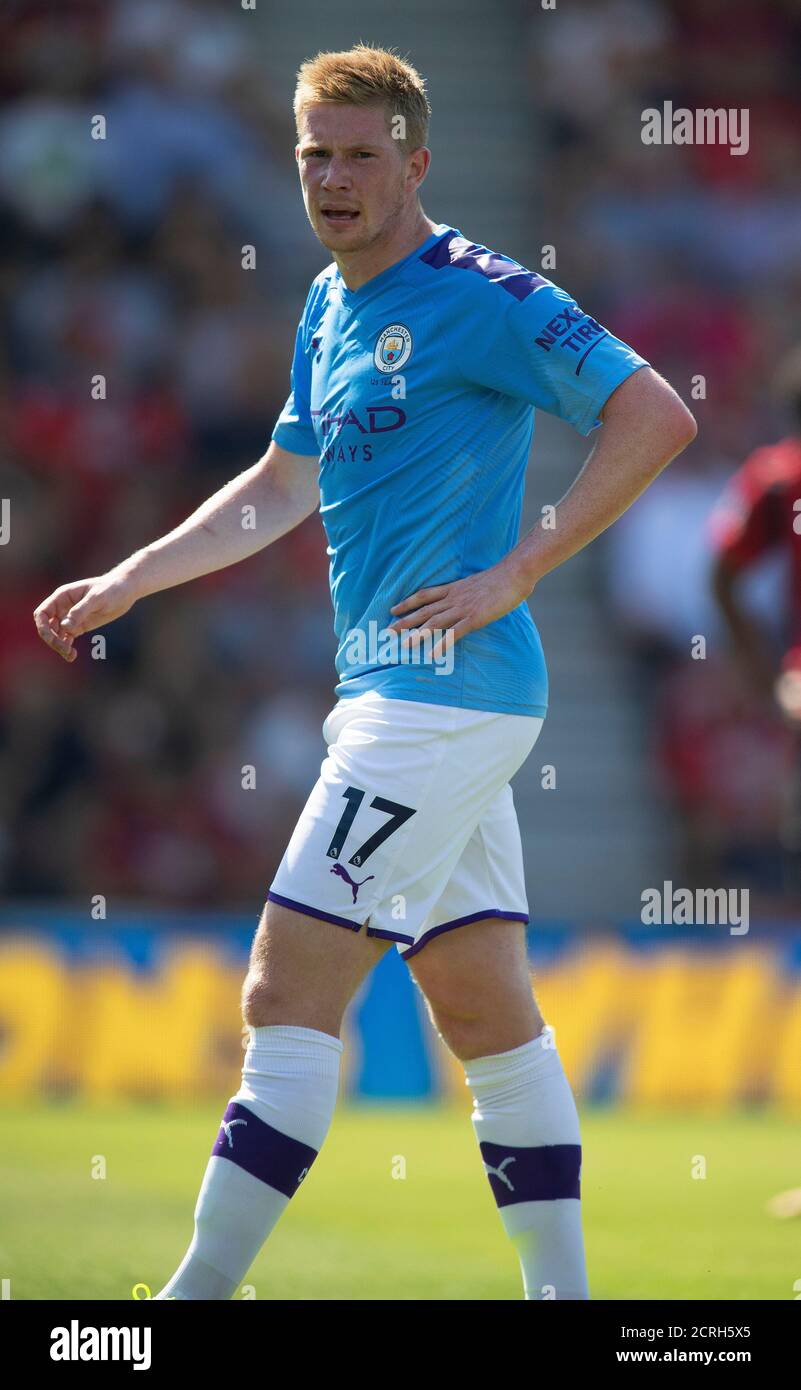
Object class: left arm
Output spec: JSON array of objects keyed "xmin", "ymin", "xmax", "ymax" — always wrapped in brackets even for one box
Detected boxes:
[{"xmin": 389, "ymin": 367, "xmax": 697, "ymax": 654}]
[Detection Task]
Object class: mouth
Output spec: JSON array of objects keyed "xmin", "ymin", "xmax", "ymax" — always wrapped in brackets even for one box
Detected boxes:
[{"xmin": 320, "ymin": 206, "xmax": 360, "ymax": 225}]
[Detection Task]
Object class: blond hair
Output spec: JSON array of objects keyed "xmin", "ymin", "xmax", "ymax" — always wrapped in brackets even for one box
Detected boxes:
[{"xmin": 294, "ymin": 42, "xmax": 431, "ymax": 153}]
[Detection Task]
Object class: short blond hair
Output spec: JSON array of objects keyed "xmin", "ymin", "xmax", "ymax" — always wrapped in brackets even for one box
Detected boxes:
[{"xmin": 294, "ymin": 42, "xmax": 431, "ymax": 153}]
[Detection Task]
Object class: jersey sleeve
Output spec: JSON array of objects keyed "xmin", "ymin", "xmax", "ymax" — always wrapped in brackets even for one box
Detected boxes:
[
  {"xmin": 460, "ymin": 280, "xmax": 650, "ymax": 435},
  {"xmin": 707, "ymin": 457, "xmax": 785, "ymax": 570},
  {"xmin": 271, "ymin": 313, "xmax": 319, "ymax": 458}
]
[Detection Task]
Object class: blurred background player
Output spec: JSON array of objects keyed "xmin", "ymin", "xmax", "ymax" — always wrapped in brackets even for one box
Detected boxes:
[{"xmin": 710, "ymin": 347, "xmax": 801, "ymax": 898}]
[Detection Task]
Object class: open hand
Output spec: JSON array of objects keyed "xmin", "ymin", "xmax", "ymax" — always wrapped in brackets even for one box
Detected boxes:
[{"xmin": 387, "ymin": 562, "xmax": 531, "ymax": 661}]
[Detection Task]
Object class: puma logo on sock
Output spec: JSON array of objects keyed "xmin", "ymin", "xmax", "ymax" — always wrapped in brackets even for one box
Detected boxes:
[{"xmin": 483, "ymin": 1155, "xmax": 516, "ymax": 1191}]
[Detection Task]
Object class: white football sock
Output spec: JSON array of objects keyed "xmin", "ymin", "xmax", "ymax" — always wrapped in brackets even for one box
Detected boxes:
[
  {"xmin": 464, "ymin": 1027, "xmax": 589, "ymax": 1300},
  {"xmin": 155, "ymin": 1024, "xmax": 343, "ymax": 1300}
]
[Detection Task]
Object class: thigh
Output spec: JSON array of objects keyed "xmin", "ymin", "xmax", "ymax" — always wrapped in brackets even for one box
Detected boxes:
[
  {"xmin": 407, "ymin": 917, "xmax": 544, "ymax": 1060},
  {"xmin": 243, "ymin": 898, "xmax": 391, "ymax": 1034},
  {"xmin": 408, "ymin": 915, "xmax": 538, "ymax": 1021}
]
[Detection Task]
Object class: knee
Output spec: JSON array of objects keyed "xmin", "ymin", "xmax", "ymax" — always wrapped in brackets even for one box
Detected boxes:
[
  {"xmin": 430, "ymin": 1009, "xmax": 538, "ymax": 1062},
  {"xmin": 420, "ymin": 988, "xmax": 488, "ymax": 1059},
  {"xmin": 241, "ymin": 976, "xmax": 265, "ymax": 1027},
  {"xmin": 430, "ymin": 1009, "xmax": 494, "ymax": 1062},
  {"xmin": 240, "ymin": 961, "xmax": 345, "ymax": 1034},
  {"xmin": 426, "ymin": 996, "xmax": 546, "ymax": 1063},
  {"xmin": 241, "ymin": 969, "xmax": 284, "ymax": 1028}
]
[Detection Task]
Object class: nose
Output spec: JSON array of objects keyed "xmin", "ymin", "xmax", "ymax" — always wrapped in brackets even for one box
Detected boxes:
[{"xmin": 321, "ymin": 157, "xmax": 352, "ymax": 190}]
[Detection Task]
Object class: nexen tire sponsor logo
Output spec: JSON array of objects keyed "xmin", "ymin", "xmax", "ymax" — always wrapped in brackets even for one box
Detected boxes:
[
  {"xmin": 50, "ymin": 1320, "xmax": 151, "ymax": 1370},
  {"xmin": 534, "ymin": 303, "xmax": 608, "ymax": 374}
]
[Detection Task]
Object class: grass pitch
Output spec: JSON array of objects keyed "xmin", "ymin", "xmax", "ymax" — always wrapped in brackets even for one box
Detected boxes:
[{"xmin": 0, "ymin": 1101, "xmax": 797, "ymax": 1300}]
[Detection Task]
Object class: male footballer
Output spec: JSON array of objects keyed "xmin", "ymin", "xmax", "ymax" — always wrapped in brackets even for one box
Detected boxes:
[
  {"xmin": 709, "ymin": 348, "xmax": 801, "ymax": 891},
  {"xmin": 34, "ymin": 44, "xmax": 696, "ymax": 1300}
]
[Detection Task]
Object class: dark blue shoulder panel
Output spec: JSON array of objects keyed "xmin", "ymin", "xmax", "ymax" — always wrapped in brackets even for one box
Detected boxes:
[{"xmin": 420, "ymin": 232, "xmax": 547, "ymax": 302}]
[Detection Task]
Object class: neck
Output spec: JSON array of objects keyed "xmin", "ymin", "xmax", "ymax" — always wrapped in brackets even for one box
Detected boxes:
[{"xmin": 334, "ymin": 211, "xmax": 439, "ymax": 291}]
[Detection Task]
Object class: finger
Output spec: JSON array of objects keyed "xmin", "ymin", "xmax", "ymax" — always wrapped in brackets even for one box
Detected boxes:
[
  {"xmin": 389, "ymin": 585, "xmax": 449, "ymax": 615},
  {"xmin": 44, "ymin": 583, "xmax": 90, "ymax": 618},
  {"xmin": 398, "ymin": 624, "xmax": 445, "ymax": 651},
  {"xmin": 34, "ymin": 585, "xmax": 86, "ymax": 638},
  {"xmin": 49, "ymin": 622, "xmax": 76, "ymax": 660},
  {"xmin": 389, "ymin": 602, "xmax": 451, "ymax": 632},
  {"xmin": 397, "ymin": 627, "xmax": 423, "ymax": 653},
  {"xmin": 431, "ymin": 619, "xmax": 471, "ymax": 662},
  {"xmin": 34, "ymin": 605, "xmax": 63, "ymax": 642},
  {"xmin": 399, "ymin": 610, "xmax": 461, "ymax": 654},
  {"xmin": 60, "ymin": 603, "xmax": 96, "ymax": 638},
  {"xmin": 33, "ymin": 611, "xmax": 76, "ymax": 660}
]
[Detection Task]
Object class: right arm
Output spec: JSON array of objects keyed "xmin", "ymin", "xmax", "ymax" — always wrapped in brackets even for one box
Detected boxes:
[
  {"xmin": 710, "ymin": 550, "xmax": 801, "ymax": 723},
  {"xmin": 33, "ymin": 441, "xmax": 319, "ymax": 661},
  {"xmin": 710, "ymin": 552, "xmax": 777, "ymax": 698},
  {"xmin": 707, "ymin": 453, "xmax": 783, "ymax": 703}
]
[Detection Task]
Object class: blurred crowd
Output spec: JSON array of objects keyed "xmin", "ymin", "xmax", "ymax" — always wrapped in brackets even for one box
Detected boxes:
[
  {"xmin": 3, "ymin": 0, "xmax": 801, "ymax": 909},
  {"xmin": 529, "ymin": 0, "xmax": 801, "ymax": 904},
  {"xmin": 0, "ymin": 0, "xmax": 333, "ymax": 905}
]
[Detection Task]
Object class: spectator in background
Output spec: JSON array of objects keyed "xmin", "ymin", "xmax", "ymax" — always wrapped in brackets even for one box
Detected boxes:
[
  {"xmin": 5, "ymin": 0, "xmax": 801, "ymax": 906},
  {"xmin": 0, "ymin": 2, "xmax": 331, "ymax": 907},
  {"xmin": 0, "ymin": 11, "xmax": 102, "ymax": 237},
  {"xmin": 526, "ymin": 0, "xmax": 801, "ymax": 900}
]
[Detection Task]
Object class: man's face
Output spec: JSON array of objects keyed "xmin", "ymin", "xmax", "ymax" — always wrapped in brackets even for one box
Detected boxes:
[{"xmin": 296, "ymin": 102, "xmax": 420, "ymax": 252}]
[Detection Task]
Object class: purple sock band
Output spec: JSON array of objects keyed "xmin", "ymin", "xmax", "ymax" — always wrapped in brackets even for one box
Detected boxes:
[
  {"xmin": 212, "ymin": 1101, "xmax": 318, "ymax": 1198},
  {"xmin": 479, "ymin": 1141, "xmax": 581, "ymax": 1208}
]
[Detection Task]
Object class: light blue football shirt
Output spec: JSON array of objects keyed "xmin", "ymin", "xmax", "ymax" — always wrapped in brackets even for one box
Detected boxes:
[{"xmin": 272, "ymin": 223, "xmax": 649, "ymax": 717}]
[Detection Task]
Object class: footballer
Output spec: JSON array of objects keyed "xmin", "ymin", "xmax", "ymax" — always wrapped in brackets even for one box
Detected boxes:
[
  {"xmin": 34, "ymin": 44, "xmax": 696, "ymax": 1300},
  {"xmin": 709, "ymin": 347, "xmax": 801, "ymax": 893}
]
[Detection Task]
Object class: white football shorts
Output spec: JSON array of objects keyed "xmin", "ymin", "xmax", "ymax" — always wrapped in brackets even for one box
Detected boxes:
[{"xmin": 267, "ymin": 691, "xmax": 544, "ymax": 958}]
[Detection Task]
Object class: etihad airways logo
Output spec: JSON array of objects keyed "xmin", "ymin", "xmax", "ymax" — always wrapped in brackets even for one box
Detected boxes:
[
  {"xmin": 311, "ymin": 405, "xmax": 405, "ymax": 435},
  {"xmin": 313, "ymin": 404, "xmax": 407, "ymax": 465}
]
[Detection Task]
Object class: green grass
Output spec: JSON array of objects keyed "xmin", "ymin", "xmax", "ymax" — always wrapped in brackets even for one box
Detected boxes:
[{"xmin": 0, "ymin": 1101, "xmax": 798, "ymax": 1300}]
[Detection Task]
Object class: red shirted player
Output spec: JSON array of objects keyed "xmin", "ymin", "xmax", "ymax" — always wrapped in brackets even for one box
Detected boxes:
[
  {"xmin": 710, "ymin": 358, "xmax": 801, "ymax": 894},
  {"xmin": 711, "ymin": 366, "xmax": 801, "ymax": 1213},
  {"xmin": 710, "ymin": 429, "xmax": 801, "ymax": 724}
]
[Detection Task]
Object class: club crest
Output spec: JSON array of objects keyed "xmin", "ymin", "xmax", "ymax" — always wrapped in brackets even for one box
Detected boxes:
[{"xmin": 374, "ymin": 323, "xmax": 413, "ymax": 372}]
